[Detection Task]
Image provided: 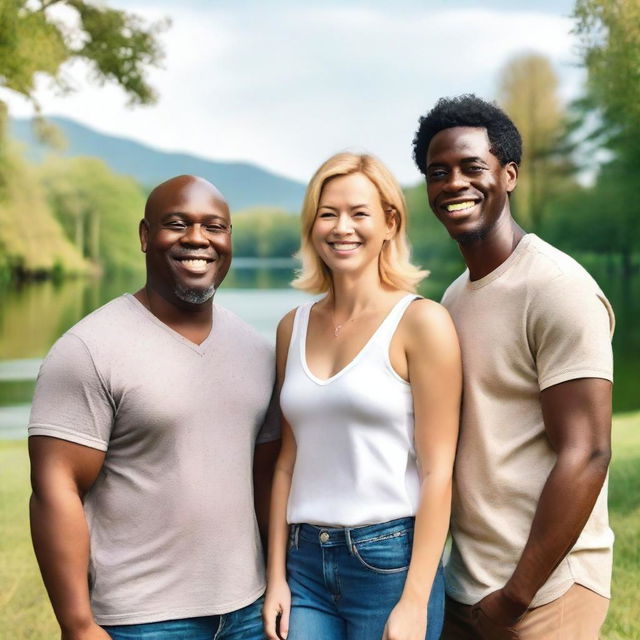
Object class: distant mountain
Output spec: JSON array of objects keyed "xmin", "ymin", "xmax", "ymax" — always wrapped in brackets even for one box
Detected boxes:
[{"xmin": 9, "ymin": 117, "xmax": 306, "ymax": 212}]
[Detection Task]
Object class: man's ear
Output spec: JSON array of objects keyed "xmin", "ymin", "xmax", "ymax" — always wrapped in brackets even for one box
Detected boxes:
[
  {"xmin": 505, "ymin": 161, "xmax": 518, "ymax": 193},
  {"xmin": 139, "ymin": 219, "xmax": 149, "ymax": 253}
]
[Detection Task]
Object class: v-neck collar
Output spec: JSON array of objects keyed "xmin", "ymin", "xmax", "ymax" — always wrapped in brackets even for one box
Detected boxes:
[{"xmin": 124, "ymin": 293, "xmax": 216, "ymax": 356}]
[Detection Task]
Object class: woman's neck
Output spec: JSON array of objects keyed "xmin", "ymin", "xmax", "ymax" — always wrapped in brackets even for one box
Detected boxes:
[{"xmin": 327, "ymin": 269, "xmax": 397, "ymax": 317}]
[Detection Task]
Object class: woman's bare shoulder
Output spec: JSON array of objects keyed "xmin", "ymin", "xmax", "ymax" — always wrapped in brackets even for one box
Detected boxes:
[{"xmin": 401, "ymin": 297, "xmax": 458, "ymax": 351}]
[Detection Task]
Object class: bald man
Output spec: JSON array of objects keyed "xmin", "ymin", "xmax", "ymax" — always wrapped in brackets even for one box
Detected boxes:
[{"xmin": 28, "ymin": 176, "xmax": 279, "ymax": 639}]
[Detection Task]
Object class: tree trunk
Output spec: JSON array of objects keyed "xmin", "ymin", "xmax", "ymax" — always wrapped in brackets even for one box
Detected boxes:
[
  {"xmin": 89, "ymin": 212, "xmax": 100, "ymax": 263},
  {"xmin": 0, "ymin": 101, "xmax": 8, "ymax": 194},
  {"xmin": 75, "ymin": 214, "xmax": 84, "ymax": 255}
]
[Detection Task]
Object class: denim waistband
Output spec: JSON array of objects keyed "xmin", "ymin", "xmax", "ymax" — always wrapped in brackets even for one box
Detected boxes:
[{"xmin": 290, "ymin": 516, "xmax": 415, "ymax": 550}]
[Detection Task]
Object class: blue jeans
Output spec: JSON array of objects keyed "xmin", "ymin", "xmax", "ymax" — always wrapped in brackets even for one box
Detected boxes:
[
  {"xmin": 102, "ymin": 595, "xmax": 265, "ymax": 639},
  {"xmin": 286, "ymin": 517, "xmax": 445, "ymax": 640}
]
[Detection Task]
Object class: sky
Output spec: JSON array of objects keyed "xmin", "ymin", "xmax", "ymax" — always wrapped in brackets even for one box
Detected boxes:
[{"xmin": 3, "ymin": 0, "xmax": 582, "ymax": 185}]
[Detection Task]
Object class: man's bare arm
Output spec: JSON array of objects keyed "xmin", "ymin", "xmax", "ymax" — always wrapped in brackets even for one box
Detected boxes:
[
  {"xmin": 253, "ymin": 438, "xmax": 281, "ymax": 545},
  {"xmin": 479, "ymin": 377, "xmax": 612, "ymax": 625},
  {"xmin": 29, "ymin": 436, "xmax": 110, "ymax": 639}
]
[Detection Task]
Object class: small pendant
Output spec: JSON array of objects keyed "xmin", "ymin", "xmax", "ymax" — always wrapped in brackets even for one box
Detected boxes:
[{"xmin": 334, "ymin": 324, "xmax": 343, "ymax": 337}]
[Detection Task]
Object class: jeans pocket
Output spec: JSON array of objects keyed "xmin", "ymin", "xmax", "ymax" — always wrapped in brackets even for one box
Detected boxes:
[
  {"xmin": 287, "ymin": 525, "xmax": 299, "ymax": 552},
  {"xmin": 351, "ymin": 530, "xmax": 412, "ymax": 574}
]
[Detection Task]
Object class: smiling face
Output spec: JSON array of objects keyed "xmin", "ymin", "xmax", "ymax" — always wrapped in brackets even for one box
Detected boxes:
[
  {"xmin": 140, "ymin": 176, "xmax": 232, "ymax": 306},
  {"xmin": 311, "ymin": 172, "xmax": 395, "ymax": 279},
  {"xmin": 425, "ymin": 126, "xmax": 518, "ymax": 244}
]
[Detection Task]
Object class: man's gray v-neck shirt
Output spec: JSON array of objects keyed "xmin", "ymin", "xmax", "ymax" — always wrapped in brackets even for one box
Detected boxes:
[{"xmin": 28, "ymin": 294, "xmax": 279, "ymax": 625}]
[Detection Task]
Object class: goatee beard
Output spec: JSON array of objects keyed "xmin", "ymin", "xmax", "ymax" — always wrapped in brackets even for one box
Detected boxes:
[
  {"xmin": 455, "ymin": 226, "xmax": 491, "ymax": 246},
  {"xmin": 174, "ymin": 284, "xmax": 216, "ymax": 305}
]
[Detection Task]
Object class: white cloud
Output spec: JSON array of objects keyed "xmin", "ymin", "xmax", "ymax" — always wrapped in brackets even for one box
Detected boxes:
[{"xmin": 3, "ymin": 3, "xmax": 584, "ymax": 185}]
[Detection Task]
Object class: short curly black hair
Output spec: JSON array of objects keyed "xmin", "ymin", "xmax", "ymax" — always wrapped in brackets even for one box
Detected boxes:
[{"xmin": 412, "ymin": 94, "xmax": 522, "ymax": 175}]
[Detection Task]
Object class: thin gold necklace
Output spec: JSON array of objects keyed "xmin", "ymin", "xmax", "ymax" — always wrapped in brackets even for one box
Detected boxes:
[{"xmin": 330, "ymin": 303, "xmax": 367, "ymax": 338}]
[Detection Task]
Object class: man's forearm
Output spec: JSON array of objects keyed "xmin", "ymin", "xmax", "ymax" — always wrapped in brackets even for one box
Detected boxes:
[
  {"xmin": 503, "ymin": 449, "xmax": 610, "ymax": 609},
  {"xmin": 30, "ymin": 489, "xmax": 95, "ymax": 634},
  {"xmin": 253, "ymin": 439, "xmax": 280, "ymax": 544}
]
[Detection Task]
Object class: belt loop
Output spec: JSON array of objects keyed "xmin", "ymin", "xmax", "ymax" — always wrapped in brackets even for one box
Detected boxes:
[
  {"xmin": 293, "ymin": 524, "xmax": 300, "ymax": 550},
  {"xmin": 345, "ymin": 527, "xmax": 354, "ymax": 555}
]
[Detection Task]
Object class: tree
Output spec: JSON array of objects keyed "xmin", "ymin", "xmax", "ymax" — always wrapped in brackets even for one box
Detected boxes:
[
  {"xmin": 39, "ymin": 156, "xmax": 147, "ymax": 273},
  {"xmin": 404, "ymin": 183, "xmax": 460, "ymax": 268},
  {"xmin": 0, "ymin": 0, "xmax": 167, "ymax": 113},
  {"xmin": 574, "ymin": 0, "xmax": 640, "ymax": 138},
  {"xmin": 0, "ymin": 141, "xmax": 87, "ymax": 281},
  {"xmin": 232, "ymin": 208, "xmax": 300, "ymax": 259},
  {"xmin": 0, "ymin": 0, "xmax": 166, "ymax": 164},
  {"xmin": 496, "ymin": 53, "xmax": 574, "ymax": 230},
  {"xmin": 572, "ymin": 0, "xmax": 640, "ymax": 276},
  {"xmin": 0, "ymin": 0, "xmax": 166, "ymax": 279}
]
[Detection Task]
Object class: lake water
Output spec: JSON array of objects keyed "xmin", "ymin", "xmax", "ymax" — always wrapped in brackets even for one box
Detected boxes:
[{"xmin": 1, "ymin": 259, "xmax": 638, "ymax": 438}]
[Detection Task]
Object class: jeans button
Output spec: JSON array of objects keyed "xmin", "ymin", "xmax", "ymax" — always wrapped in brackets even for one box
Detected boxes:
[{"xmin": 319, "ymin": 531, "xmax": 330, "ymax": 543}]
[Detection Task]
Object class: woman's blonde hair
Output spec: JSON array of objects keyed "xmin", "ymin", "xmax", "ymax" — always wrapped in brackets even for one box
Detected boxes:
[{"xmin": 292, "ymin": 152, "xmax": 428, "ymax": 294}]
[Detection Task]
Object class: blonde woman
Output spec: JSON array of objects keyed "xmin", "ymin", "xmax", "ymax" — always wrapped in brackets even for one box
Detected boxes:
[{"xmin": 263, "ymin": 153, "xmax": 461, "ymax": 640}]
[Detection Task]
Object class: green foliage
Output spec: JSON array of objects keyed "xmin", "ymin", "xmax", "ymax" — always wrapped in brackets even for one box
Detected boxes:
[
  {"xmin": 0, "ymin": 144, "xmax": 148, "ymax": 279},
  {"xmin": 574, "ymin": 0, "xmax": 640, "ymax": 139},
  {"xmin": 497, "ymin": 53, "xmax": 577, "ymax": 231},
  {"xmin": 38, "ymin": 156, "xmax": 147, "ymax": 273},
  {"xmin": 232, "ymin": 207, "xmax": 300, "ymax": 258},
  {"xmin": 0, "ymin": 100, "xmax": 9, "ymax": 195},
  {"xmin": 568, "ymin": 1, "xmax": 640, "ymax": 273},
  {"xmin": 0, "ymin": 143, "xmax": 87, "ymax": 277},
  {"xmin": 0, "ymin": 0, "xmax": 166, "ymax": 280},
  {"xmin": 0, "ymin": 380, "xmax": 35, "ymax": 407},
  {"xmin": 0, "ymin": 0, "xmax": 167, "ymax": 108},
  {"xmin": 68, "ymin": 0, "xmax": 168, "ymax": 106},
  {"xmin": 542, "ymin": 167, "xmax": 638, "ymax": 257},
  {"xmin": 0, "ymin": 1, "xmax": 68, "ymax": 98},
  {"xmin": 404, "ymin": 182, "xmax": 462, "ymax": 271}
]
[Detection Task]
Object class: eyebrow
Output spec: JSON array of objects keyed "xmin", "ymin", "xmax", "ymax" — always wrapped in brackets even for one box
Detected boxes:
[
  {"xmin": 317, "ymin": 203, "xmax": 369, "ymax": 210},
  {"xmin": 426, "ymin": 156, "xmax": 489, "ymax": 170},
  {"xmin": 461, "ymin": 156, "xmax": 489, "ymax": 164},
  {"xmin": 161, "ymin": 212, "xmax": 229, "ymax": 221}
]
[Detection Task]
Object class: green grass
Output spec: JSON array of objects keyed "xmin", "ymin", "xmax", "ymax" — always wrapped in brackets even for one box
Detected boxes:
[
  {"xmin": 0, "ymin": 440, "xmax": 57, "ymax": 637},
  {"xmin": 1, "ymin": 414, "xmax": 639, "ymax": 638},
  {"xmin": 603, "ymin": 412, "xmax": 640, "ymax": 640}
]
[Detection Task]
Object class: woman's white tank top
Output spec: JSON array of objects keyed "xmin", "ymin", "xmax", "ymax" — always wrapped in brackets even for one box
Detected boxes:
[{"xmin": 281, "ymin": 293, "xmax": 421, "ymax": 527}]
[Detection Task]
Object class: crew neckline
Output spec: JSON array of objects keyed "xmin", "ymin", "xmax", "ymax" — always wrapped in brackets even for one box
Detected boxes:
[{"xmin": 466, "ymin": 233, "xmax": 536, "ymax": 290}]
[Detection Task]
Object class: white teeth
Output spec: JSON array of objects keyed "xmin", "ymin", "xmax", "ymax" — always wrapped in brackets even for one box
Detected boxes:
[
  {"xmin": 332, "ymin": 243, "xmax": 360, "ymax": 250},
  {"xmin": 446, "ymin": 201, "xmax": 476, "ymax": 212},
  {"xmin": 180, "ymin": 259, "xmax": 208, "ymax": 268}
]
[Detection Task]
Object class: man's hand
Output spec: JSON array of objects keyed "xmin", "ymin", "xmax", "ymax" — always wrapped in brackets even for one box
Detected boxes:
[
  {"xmin": 382, "ymin": 597, "xmax": 428, "ymax": 640},
  {"xmin": 477, "ymin": 588, "xmax": 527, "ymax": 626},
  {"xmin": 61, "ymin": 622, "xmax": 112, "ymax": 640},
  {"xmin": 470, "ymin": 588, "xmax": 527, "ymax": 640}
]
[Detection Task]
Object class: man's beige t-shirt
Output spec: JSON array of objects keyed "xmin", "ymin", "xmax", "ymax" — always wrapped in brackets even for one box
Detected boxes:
[
  {"xmin": 28, "ymin": 295, "xmax": 279, "ymax": 625},
  {"xmin": 442, "ymin": 234, "xmax": 614, "ymax": 607}
]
